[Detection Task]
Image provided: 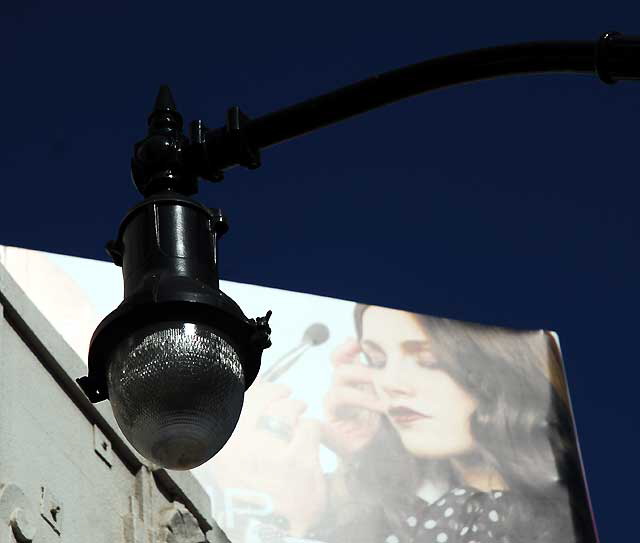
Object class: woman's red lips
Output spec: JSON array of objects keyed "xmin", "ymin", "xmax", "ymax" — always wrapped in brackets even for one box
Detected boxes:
[{"xmin": 388, "ymin": 406, "xmax": 429, "ymax": 425}]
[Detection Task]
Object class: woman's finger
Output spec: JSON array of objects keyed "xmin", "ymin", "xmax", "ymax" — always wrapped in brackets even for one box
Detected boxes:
[
  {"xmin": 249, "ymin": 382, "xmax": 293, "ymax": 403},
  {"xmin": 252, "ymin": 398, "xmax": 309, "ymax": 444},
  {"xmin": 263, "ymin": 397, "xmax": 308, "ymax": 425},
  {"xmin": 288, "ymin": 418, "xmax": 322, "ymax": 456},
  {"xmin": 332, "ymin": 363, "xmax": 378, "ymax": 386},
  {"xmin": 324, "ymin": 386, "xmax": 385, "ymax": 414},
  {"xmin": 330, "ymin": 338, "xmax": 361, "ymax": 367},
  {"xmin": 242, "ymin": 383, "xmax": 292, "ymax": 416}
]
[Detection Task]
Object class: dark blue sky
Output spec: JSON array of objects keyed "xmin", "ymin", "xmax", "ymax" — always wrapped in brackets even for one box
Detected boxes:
[{"xmin": 3, "ymin": 2, "xmax": 638, "ymax": 539}]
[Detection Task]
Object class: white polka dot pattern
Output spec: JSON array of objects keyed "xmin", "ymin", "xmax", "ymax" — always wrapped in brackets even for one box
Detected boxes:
[{"xmin": 382, "ymin": 486, "xmax": 509, "ymax": 543}]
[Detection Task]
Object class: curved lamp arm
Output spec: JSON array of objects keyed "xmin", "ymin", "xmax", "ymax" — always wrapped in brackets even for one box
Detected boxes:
[
  {"xmin": 131, "ymin": 32, "xmax": 640, "ymax": 195},
  {"xmin": 193, "ymin": 32, "xmax": 640, "ymax": 178}
]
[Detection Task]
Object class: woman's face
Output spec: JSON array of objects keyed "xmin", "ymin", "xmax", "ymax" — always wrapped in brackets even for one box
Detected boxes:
[{"xmin": 361, "ymin": 306, "xmax": 477, "ymax": 459}]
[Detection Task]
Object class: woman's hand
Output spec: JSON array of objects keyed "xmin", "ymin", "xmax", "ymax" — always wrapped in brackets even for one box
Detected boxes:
[
  {"xmin": 322, "ymin": 338, "xmax": 384, "ymax": 458},
  {"xmin": 211, "ymin": 383, "xmax": 327, "ymax": 537}
]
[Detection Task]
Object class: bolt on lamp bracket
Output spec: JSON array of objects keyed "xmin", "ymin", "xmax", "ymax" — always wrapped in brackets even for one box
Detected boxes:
[{"xmin": 188, "ymin": 106, "xmax": 261, "ymax": 184}]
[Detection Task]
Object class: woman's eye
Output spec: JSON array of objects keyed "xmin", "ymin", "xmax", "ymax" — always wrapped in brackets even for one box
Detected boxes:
[
  {"xmin": 359, "ymin": 351, "xmax": 385, "ymax": 369},
  {"xmin": 416, "ymin": 356, "xmax": 439, "ymax": 369}
]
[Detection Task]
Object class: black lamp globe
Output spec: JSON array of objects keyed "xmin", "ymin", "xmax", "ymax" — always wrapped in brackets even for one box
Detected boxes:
[{"xmin": 77, "ymin": 87, "xmax": 271, "ymax": 470}]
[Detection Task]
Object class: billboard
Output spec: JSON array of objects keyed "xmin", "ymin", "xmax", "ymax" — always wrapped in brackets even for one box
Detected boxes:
[{"xmin": 0, "ymin": 245, "xmax": 598, "ymax": 543}]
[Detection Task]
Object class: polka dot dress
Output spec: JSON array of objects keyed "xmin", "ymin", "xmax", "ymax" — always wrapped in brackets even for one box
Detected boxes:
[{"xmin": 383, "ymin": 487, "xmax": 510, "ymax": 543}]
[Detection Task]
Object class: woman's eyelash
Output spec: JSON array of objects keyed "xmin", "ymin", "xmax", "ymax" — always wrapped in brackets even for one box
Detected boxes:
[
  {"xmin": 359, "ymin": 352, "xmax": 439, "ymax": 370},
  {"xmin": 417, "ymin": 357, "xmax": 439, "ymax": 368},
  {"xmin": 359, "ymin": 351, "xmax": 385, "ymax": 368}
]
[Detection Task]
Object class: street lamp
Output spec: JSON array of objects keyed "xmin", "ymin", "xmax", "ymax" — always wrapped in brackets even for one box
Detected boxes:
[
  {"xmin": 77, "ymin": 32, "xmax": 640, "ymax": 470},
  {"xmin": 76, "ymin": 86, "xmax": 272, "ymax": 470}
]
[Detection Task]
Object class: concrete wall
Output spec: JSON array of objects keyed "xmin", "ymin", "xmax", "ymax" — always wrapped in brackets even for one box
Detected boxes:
[{"xmin": 0, "ymin": 261, "xmax": 227, "ymax": 543}]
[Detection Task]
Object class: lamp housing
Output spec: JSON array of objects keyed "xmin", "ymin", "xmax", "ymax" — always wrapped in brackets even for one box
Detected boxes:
[{"xmin": 77, "ymin": 190, "xmax": 271, "ymax": 470}]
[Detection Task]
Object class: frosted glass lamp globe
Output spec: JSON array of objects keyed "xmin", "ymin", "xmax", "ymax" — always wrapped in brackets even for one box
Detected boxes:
[{"xmin": 106, "ymin": 321, "xmax": 245, "ymax": 470}]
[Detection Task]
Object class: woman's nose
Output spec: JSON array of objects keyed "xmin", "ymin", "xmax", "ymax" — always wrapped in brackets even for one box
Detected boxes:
[{"xmin": 378, "ymin": 360, "xmax": 414, "ymax": 398}]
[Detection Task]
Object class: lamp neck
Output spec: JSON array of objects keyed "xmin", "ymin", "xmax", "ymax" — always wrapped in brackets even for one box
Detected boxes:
[{"xmin": 106, "ymin": 193, "xmax": 227, "ymax": 301}]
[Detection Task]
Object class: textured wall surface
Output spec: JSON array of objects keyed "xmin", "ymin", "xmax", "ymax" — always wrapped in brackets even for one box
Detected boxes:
[{"xmin": 0, "ymin": 262, "xmax": 229, "ymax": 543}]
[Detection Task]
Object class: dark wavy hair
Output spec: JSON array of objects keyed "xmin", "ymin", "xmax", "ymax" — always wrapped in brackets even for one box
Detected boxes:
[{"xmin": 325, "ymin": 304, "xmax": 597, "ymax": 543}]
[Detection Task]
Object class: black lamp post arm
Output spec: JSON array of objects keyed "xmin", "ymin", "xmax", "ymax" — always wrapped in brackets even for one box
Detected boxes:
[
  {"xmin": 130, "ymin": 33, "xmax": 640, "ymax": 195},
  {"xmin": 191, "ymin": 32, "xmax": 639, "ymax": 182}
]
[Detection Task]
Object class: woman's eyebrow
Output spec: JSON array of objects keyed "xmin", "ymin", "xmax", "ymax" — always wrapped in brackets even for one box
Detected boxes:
[{"xmin": 401, "ymin": 340, "xmax": 431, "ymax": 352}]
